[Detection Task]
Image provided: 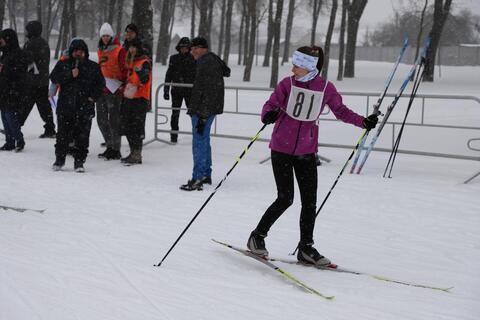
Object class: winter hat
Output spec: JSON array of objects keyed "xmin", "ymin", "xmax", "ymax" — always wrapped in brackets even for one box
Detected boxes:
[
  {"xmin": 99, "ymin": 23, "xmax": 114, "ymax": 37},
  {"xmin": 25, "ymin": 21, "xmax": 42, "ymax": 38},
  {"xmin": 175, "ymin": 37, "xmax": 191, "ymax": 51},
  {"xmin": 125, "ymin": 23, "xmax": 139, "ymax": 35},
  {"xmin": 191, "ymin": 37, "xmax": 208, "ymax": 49}
]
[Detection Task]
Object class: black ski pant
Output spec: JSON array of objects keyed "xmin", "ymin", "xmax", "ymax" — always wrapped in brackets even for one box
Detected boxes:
[
  {"xmin": 120, "ymin": 98, "xmax": 147, "ymax": 149},
  {"xmin": 55, "ymin": 113, "xmax": 92, "ymax": 163},
  {"xmin": 255, "ymin": 150, "xmax": 318, "ymax": 244},
  {"xmin": 170, "ymin": 89, "xmax": 190, "ymax": 141},
  {"xmin": 96, "ymin": 92, "xmax": 122, "ymax": 151},
  {"xmin": 19, "ymin": 85, "xmax": 56, "ymax": 133}
]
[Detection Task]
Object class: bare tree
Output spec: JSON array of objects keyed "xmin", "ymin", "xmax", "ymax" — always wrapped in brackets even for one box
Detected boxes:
[
  {"xmin": 344, "ymin": 0, "xmax": 367, "ymax": 78},
  {"xmin": 55, "ymin": 1, "xmax": 69, "ymax": 59},
  {"xmin": 262, "ymin": 0, "xmax": 273, "ymax": 66},
  {"xmin": 222, "ymin": 0, "xmax": 233, "ymax": 64},
  {"xmin": 281, "ymin": 0, "xmax": 295, "ymax": 65},
  {"xmin": 424, "ymin": 0, "xmax": 451, "ymax": 81},
  {"xmin": 46, "ymin": 0, "xmax": 60, "ymax": 41},
  {"xmin": 156, "ymin": 0, "xmax": 175, "ymax": 64},
  {"xmin": 336, "ymin": 0, "xmax": 348, "ymax": 81},
  {"xmin": 0, "ymin": 0, "xmax": 5, "ymax": 29},
  {"xmin": 243, "ymin": 0, "xmax": 257, "ymax": 81},
  {"xmin": 116, "ymin": 0, "xmax": 125, "ymax": 37},
  {"xmin": 310, "ymin": 0, "xmax": 323, "ymax": 45},
  {"xmin": 36, "ymin": 0, "xmax": 41, "ymax": 24},
  {"xmin": 68, "ymin": 0, "xmax": 76, "ymax": 37},
  {"xmin": 217, "ymin": 0, "xmax": 226, "ymax": 54},
  {"xmin": 24, "ymin": 0, "xmax": 29, "ymax": 29},
  {"xmin": 206, "ymin": 0, "xmax": 214, "ymax": 44},
  {"xmin": 198, "ymin": 0, "xmax": 208, "ymax": 38},
  {"xmin": 190, "ymin": 0, "xmax": 195, "ymax": 38},
  {"xmin": 132, "ymin": 0, "xmax": 154, "ymax": 53},
  {"xmin": 7, "ymin": 0, "xmax": 17, "ymax": 30},
  {"xmin": 237, "ymin": 9, "xmax": 244, "ymax": 65},
  {"xmin": 243, "ymin": 0, "xmax": 250, "ymax": 65},
  {"xmin": 322, "ymin": 0, "xmax": 337, "ymax": 79},
  {"xmin": 269, "ymin": 0, "xmax": 283, "ymax": 88},
  {"xmin": 107, "ymin": 0, "xmax": 116, "ymax": 24}
]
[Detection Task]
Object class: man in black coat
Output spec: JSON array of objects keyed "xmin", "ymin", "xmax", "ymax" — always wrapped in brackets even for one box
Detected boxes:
[
  {"xmin": 164, "ymin": 37, "xmax": 196, "ymax": 143},
  {"xmin": 19, "ymin": 21, "xmax": 56, "ymax": 138},
  {"xmin": 0, "ymin": 29, "xmax": 28, "ymax": 152},
  {"xmin": 180, "ymin": 37, "xmax": 231, "ymax": 191},
  {"xmin": 50, "ymin": 39, "xmax": 105, "ymax": 172}
]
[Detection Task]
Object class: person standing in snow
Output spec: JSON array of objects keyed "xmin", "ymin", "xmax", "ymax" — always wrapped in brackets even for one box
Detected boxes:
[
  {"xmin": 119, "ymin": 38, "xmax": 152, "ymax": 165},
  {"xmin": 247, "ymin": 45, "xmax": 379, "ymax": 266},
  {"xmin": 180, "ymin": 37, "xmax": 230, "ymax": 191},
  {"xmin": 18, "ymin": 20, "xmax": 56, "ymax": 139},
  {"xmin": 0, "ymin": 29, "xmax": 28, "ymax": 152},
  {"xmin": 96, "ymin": 23, "xmax": 128, "ymax": 160},
  {"xmin": 163, "ymin": 37, "xmax": 196, "ymax": 144},
  {"xmin": 50, "ymin": 39, "xmax": 105, "ymax": 172}
]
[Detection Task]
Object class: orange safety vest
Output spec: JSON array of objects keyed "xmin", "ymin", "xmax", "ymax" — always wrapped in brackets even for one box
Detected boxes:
[
  {"xmin": 126, "ymin": 57, "xmax": 151, "ymax": 100},
  {"xmin": 98, "ymin": 45, "xmax": 123, "ymax": 80}
]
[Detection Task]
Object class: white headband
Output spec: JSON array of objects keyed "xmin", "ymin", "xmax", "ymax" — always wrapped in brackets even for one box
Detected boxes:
[{"xmin": 292, "ymin": 50, "xmax": 319, "ymax": 71}]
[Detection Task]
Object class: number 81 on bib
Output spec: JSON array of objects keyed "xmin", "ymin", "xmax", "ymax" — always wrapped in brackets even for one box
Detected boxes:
[{"xmin": 286, "ymin": 85, "xmax": 325, "ymax": 121}]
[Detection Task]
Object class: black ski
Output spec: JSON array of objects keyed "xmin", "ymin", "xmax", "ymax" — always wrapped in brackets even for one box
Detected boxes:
[
  {"xmin": 0, "ymin": 205, "xmax": 45, "ymax": 214},
  {"xmin": 212, "ymin": 239, "xmax": 334, "ymax": 300},
  {"xmin": 269, "ymin": 257, "xmax": 452, "ymax": 292}
]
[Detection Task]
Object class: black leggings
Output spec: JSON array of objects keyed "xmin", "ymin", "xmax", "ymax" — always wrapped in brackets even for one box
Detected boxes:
[{"xmin": 255, "ymin": 150, "xmax": 318, "ymax": 244}]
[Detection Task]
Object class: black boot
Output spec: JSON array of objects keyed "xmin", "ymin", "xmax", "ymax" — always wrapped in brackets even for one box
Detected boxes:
[
  {"xmin": 52, "ymin": 156, "xmax": 66, "ymax": 171},
  {"xmin": 179, "ymin": 179, "xmax": 203, "ymax": 191},
  {"xmin": 15, "ymin": 139, "xmax": 25, "ymax": 152},
  {"xmin": 247, "ymin": 231, "xmax": 268, "ymax": 257},
  {"xmin": 297, "ymin": 242, "xmax": 331, "ymax": 266},
  {"xmin": 74, "ymin": 159, "xmax": 85, "ymax": 173},
  {"xmin": 0, "ymin": 143, "xmax": 15, "ymax": 151}
]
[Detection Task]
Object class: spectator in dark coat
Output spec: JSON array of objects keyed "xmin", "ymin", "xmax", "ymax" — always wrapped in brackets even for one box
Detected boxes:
[
  {"xmin": 180, "ymin": 37, "xmax": 230, "ymax": 191},
  {"xmin": 164, "ymin": 37, "xmax": 196, "ymax": 143},
  {"xmin": 50, "ymin": 39, "xmax": 105, "ymax": 172},
  {"xmin": 0, "ymin": 29, "xmax": 29, "ymax": 152},
  {"xmin": 19, "ymin": 21, "xmax": 56, "ymax": 138}
]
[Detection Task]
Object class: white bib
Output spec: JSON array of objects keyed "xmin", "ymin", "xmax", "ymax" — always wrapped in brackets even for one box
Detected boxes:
[{"xmin": 286, "ymin": 80, "xmax": 327, "ymax": 121}]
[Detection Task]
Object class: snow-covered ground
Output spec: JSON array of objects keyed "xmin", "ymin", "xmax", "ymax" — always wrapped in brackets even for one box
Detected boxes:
[{"xmin": 1, "ymin": 58, "xmax": 479, "ymax": 320}]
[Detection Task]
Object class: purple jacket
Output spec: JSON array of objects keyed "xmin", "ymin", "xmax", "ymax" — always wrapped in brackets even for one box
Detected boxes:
[{"xmin": 262, "ymin": 75, "xmax": 365, "ymax": 155}]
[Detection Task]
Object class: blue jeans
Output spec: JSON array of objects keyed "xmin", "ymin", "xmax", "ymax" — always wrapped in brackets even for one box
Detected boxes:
[
  {"xmin": 1, "ymin": 111, "xmax": 24, "ymax": 146},
  {"xmin": 191, "ymin": 114, "xmax": 214, "ymax": 180}
]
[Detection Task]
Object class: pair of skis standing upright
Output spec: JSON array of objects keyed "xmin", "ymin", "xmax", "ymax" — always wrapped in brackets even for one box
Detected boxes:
[{"xmin": 350, "ymin": 36, "xmax": 431, "ymax": 176}]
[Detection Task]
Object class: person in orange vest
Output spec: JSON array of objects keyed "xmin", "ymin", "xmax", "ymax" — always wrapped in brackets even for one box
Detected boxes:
[
  {"xmin": 119, "ymin": 38, "xmax": 152, "ymax": 165},
  {"xmin": 96, "ymin": 23, "xmax": 128, "ymax": 160}
]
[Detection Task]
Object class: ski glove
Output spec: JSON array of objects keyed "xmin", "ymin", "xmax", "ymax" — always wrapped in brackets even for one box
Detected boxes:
[
  {"xmin": 163, "ymin": 91, "xmax": 170, "ymax": 100},
  {"xmin": 262, "ymin": 109, "xmax": 280, "ymax": 124},
  {"xmin": 196, "ymin": 117, "xmax": 207, "ymax": 135},
  {"xmin": 363, "ymin": 113, "xmax": 379, "ymax": 130}
]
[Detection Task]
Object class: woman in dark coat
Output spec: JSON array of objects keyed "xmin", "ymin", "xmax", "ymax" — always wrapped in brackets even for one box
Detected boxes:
[{"xmin": 0, "ymin": 29, "xmax": 29, "ymax": 152}]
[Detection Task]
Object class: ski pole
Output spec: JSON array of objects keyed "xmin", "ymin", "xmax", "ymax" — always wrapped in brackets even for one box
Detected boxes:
[
  {"xmin": 384, "ymin": 59, "xmax": 427, "ymax": 178},
  {"xmin": 350, "ymin": 37, "xmax": 409, "ymax": 174},
  {"xmin": 155, "ymin": 124, "xmax": 268, "ymax": 267},
  {"xmin": 290, "ymin": 130, "xmax": 369, "ymax": 255}
]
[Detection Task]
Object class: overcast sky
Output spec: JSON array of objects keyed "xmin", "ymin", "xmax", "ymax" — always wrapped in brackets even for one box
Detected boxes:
[{"xmin": 361, "ymin": 0, "xmax": 480, "ymax": 29}]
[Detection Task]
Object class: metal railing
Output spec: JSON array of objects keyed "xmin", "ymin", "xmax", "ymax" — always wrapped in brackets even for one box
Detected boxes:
[
  {"xmin": 464, "ymin": 138, "xmax": 480, "ymax": 183},
  {"xmin": 145, "ymin": 83, "xmax": 480, "ymax": 162}
]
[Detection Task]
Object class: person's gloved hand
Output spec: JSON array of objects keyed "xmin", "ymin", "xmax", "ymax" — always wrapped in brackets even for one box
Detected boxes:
[
  {"xmin": 363, "ymin": 113, "xmax": 379, "ymax": 130},
  {"xmin": 196, "ymin": 117, "xmax": 207, "ymax": 135},
  {"xmin": 262, "ymin": 109, "xmax": 280, "ymax": 124},
  {"xmin": 163, "ymin": 91, "xmax": 170, "ymax": 100}
]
